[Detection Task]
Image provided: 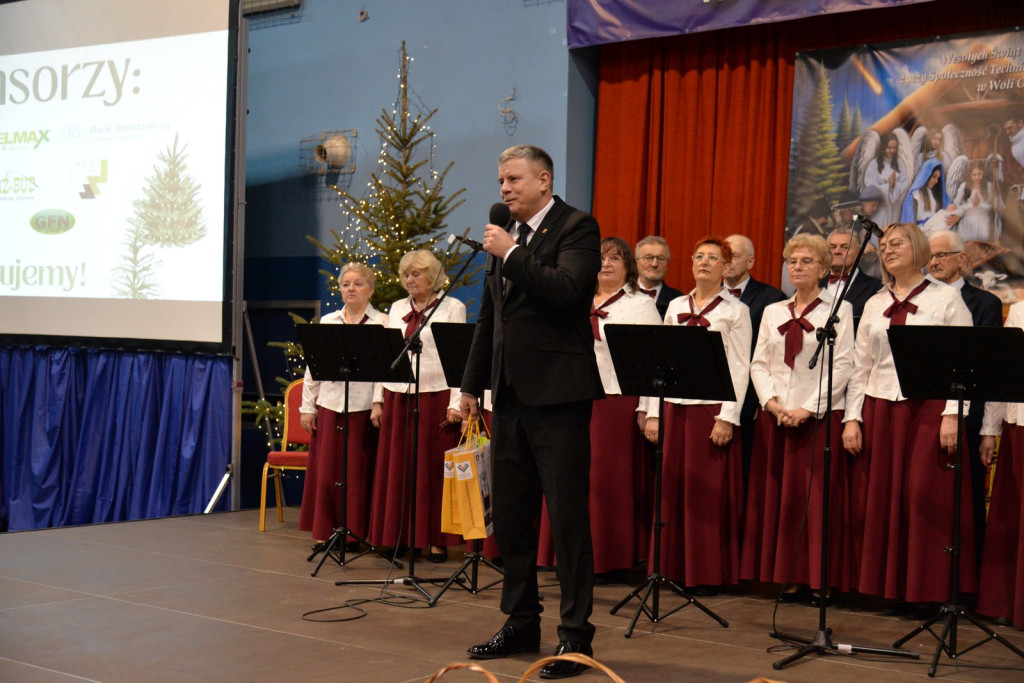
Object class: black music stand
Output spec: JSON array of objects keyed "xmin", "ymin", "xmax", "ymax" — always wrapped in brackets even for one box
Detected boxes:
[
  {"xmin": 427, "ymin": 321, "xmax": 503, "ymax": 604},
  {"xmin": 888, "ymin": 325, "xmax": 1024, "ymax": 677},
  {"xmin": 297, "ymin": 323, "xmax": 412, "ymax": 576},
  {"xmin": 604, "ymin": 323, "xmax": 732, "ymax": 637}
]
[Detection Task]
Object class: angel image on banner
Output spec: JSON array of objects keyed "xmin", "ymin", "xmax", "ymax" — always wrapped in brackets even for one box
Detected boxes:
[
  {"xmin": 784, "ymin": 29, "xmax": 1024, "ymax": 304},
  {"xmin": 850, "ymin": 130, "xmax": 912, "ymax": 229}
]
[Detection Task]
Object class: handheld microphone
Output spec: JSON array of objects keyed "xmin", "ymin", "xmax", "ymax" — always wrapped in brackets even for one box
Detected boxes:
[
  {"xmin": 485, "ymin": 202, "xmax": 511, "ymax": 276},
  {"xmin": 853, "ymin": 213, "xmax": 884, "ymax": 238},
  {"xmin": 489, "ymin": 202, "xmax": 510, "ymax": 227}
]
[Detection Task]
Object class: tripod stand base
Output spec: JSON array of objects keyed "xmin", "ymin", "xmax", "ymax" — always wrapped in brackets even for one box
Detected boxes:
[
  {"xmin": 428, "ymin": 550, "xmax": 504, "ymax": 606},
  {"xmin": 893, "ymin": 602, "xmax": 1024, "ymax": 677},
  {"xmin": 771, "ymin": 627, "xmax": 918, "ymax": 670},
  {"xmin": 610, "ymin": 572, "xmax": 729, "ymax": 638},
  {"xmin": 307, "ymin": 527, "xmax": 403, "ymax": 577}
]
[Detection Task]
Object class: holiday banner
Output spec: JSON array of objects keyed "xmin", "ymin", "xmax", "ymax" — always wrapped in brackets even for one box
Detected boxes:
[{"xmin": 784, "ymin": 27, "xmax": 1024, "ymax": 301}]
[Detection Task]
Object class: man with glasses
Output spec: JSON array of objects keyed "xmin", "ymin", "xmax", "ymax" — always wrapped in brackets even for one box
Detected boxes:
[
  {"xmin": 929, "ymin": 229, "xmax": 1003, "ymax": 566},
  {"xmin": 634, "ymin": 236, "xmax": 683, "ymax": 318},
  {"xmin": 723, "ymin": 234, "xmax": 785, "ymax": 492},
  {"xmin": 822, "ymin": 227, "xmax": 882, "ymax": 332}
]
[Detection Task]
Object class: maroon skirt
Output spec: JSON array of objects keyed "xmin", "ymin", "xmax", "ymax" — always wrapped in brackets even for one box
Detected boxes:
[
  {"xmin": 537, "ymin": 395, "xmax": 648, "ymax": 573},
  {"xmin": 740, "ymin": 410, "xmax": 849, "ymax": 590},
  {"xmin": 852, "ymin": 396, "xmax": 977, "ymax": 602},
  {"xmin": 298, "ymin": 407, "xmax": 377, "ymax": 541},
  {"xmin": 651, "ymin": 403, "xmax": 743, "ymax": 587},
  {"xmin": 977, "ymin": 423, "xmax": 1024, "ymax": 626},
  {"xmin": 367, "ymin": 389, "xmax": 462, "ymax": 549}
]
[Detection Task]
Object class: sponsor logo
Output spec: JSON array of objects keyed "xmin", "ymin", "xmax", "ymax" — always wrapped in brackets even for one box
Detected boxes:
[
  {"xmin": 79, "ymin": 160, "xmax": 108, "ymax": 199},
  {"xmin": 30, "ymin": 209, "xmax": 75, "ymax": 235},
  {"xmin": 0, "ymin": 172, "xmax": 37, "ymax": 199},
  {"xmin": 0, "ymin": 130, "xmax": 50, "ymax": 149}
]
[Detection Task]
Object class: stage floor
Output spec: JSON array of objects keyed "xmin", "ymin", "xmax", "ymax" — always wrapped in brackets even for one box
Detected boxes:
[{"xmin": 1, "ymin": 509, "xmax": 1022, "ymax": 682}]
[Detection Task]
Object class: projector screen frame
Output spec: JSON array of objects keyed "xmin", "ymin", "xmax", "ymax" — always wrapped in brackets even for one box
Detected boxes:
[{"xmin": 0, "ymin": 0, "xmax": 244, "ymax": 357}]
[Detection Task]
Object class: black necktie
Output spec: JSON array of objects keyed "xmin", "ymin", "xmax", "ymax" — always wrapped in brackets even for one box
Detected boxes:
[{"xmin": 517, "ymin": 223, "xmax": 532, "ymax": 247}]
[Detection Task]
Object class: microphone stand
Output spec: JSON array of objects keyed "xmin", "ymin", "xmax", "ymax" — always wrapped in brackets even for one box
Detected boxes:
[
  {"xmin": 337, "ymin": 241, "xmax": 483, "ymax": 601},
  {"xmin": 771, "ymin": 218, "xmax": 918, "ymax": 669}
]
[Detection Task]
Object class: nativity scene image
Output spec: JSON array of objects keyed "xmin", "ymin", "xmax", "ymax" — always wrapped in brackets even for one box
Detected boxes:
[{"xmin": 785, "ymin": 28, "xmax": 1024, "ymax": 304}]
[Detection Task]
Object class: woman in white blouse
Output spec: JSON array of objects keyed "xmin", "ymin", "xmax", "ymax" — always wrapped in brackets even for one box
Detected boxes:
[
  {"xmin": 368, "ymin": 250, "xmax": 465, "ymax": 562},
  {"xmin": 842, "ymin": 222, "xmax": 976, "ymax": 616},
  {"xmin": 740, "ymin": 234, "xmax": 854, "ymax": 606},
  {"xmin": 977, "ymin": 302, "xmax": 1023, "ymax": 628},
  {"xmin": 536, "ymin": 236, "xmax": 661, "ymax": 577},
  {"xmin": 299, "ymin": 262, "xmax": 386, "ymax": 544},
  {"xmin": 643, "ymin": 236, "xmax": 751, "ymax": 594}
]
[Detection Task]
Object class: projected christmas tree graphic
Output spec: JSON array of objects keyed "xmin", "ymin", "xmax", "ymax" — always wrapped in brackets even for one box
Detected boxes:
[{"xmin": 112, "ymin": 134, "xmax": 207, "ymax": 298}]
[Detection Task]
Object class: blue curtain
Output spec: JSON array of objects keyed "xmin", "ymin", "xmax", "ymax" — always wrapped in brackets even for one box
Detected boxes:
[{"xmin": 0, "ymin": 346, "xmax": 232, "ymax": 531}]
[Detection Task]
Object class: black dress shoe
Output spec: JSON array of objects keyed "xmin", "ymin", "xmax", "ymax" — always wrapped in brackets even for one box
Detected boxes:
[
  {"xmin": 882, "ymin": 601, "xmax": 912, "ymax": 617},
  {"xmin": 992, "ymin": 616, "xmax": 1013, "ymax": 627},
  {"xmin": 467, "ymin": 625, "xmax": 540, "ymax": 660},
  {"xmin": 808, "ymin": 590, "xmax": 835, "ymax": 608},
  {"xmin": 688, "ymin": 584, "xmax": 721, "ymax": 597},
  {"xmin": 779, "ymin": 585, "xmax": 809, "ymax": 604},
  {"xmin": 539, "ymin": 640, "xmax": 593, "ymax": 680},
  {"xmin": 428, "ymin": 545, "xmax": 448, "ymax": 563}
]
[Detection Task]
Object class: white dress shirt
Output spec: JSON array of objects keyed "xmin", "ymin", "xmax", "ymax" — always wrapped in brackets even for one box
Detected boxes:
[
  {"xmin": 375, "ymin": 295, "xmax": 465, "ymax": 411},
  {"xmin": 592, "ymin": 287, "xmax": 662, "ymax": 395},
  {"xmin": 300, "ymin": 305, "xmax": 388, "ymax": 414},
  {"xmin": 751, "ymin": 291, "xmax": 854, "ymax": 416},
  {"xmin": 844, "ymin": 275, "xmax": 973, "ymax": 422},
  {"xmin": 646, "ymin": 288, "xmax": 751, "ymax": 425}
]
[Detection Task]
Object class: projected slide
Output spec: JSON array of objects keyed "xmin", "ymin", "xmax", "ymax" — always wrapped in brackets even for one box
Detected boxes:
[{"xmin": 0, "ymin": 0, "xmax": 237, "ymax": 349}]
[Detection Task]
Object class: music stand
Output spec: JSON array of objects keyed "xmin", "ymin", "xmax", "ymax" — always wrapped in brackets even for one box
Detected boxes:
[
  {"xmin": 888, "ymin": 325, "xmax": 1024, "ymax": 677},
  {"xmin": 427, "ymin": 321, "xmax": 503, "ymax": 604},
  {"xmin": 297, "ymin": 323, "xmax": 412, "ymax": 576},
  {"xmin": 604, "ymin": 323, "xmax": 733, "ymax": 637}
]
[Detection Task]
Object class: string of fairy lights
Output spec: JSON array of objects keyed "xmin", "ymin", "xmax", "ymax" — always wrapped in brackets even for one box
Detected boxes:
[{"xmin": 323, "ymin": 42, "xmax": 447, "ymax": 305}]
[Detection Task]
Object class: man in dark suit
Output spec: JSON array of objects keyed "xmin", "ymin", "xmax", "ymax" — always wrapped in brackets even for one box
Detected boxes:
[
  {"xmin": 822, "ymin": 227, "xmax": 883, "ymax": 333},
  {"xmin": 634, "ymin": 235, "xmax": 683, "ymax": 318},
  {"xmin": 461, "ymin": 145, "xmax": 604, "ymax": 679},
  {"xmin": 929, "ymin": 229, "xmax": 1003, "ymax": 564},
  {"xmin": 723, "ymin": 234, "xmax": 785, "ymax": 490}
]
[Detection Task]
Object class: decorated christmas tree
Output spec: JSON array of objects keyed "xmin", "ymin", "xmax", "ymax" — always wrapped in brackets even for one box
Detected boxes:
[{"xmin": 309, "ymin": 41, "xmax": 477, "ymax": 311}]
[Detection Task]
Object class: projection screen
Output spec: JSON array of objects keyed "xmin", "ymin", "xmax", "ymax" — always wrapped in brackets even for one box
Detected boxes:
[{"xmin": 0, "ymin": 0, "xmax": 241, "ymax": 353}]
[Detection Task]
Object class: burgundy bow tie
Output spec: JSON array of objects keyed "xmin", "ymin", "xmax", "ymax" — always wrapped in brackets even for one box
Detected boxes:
[
  {"xmin": 728, "ymin": 288, "xmax": 742, "ymax": 298},
  {"xmin": 677, "ymin": 295, "xmax": 723, "ymax": 327},
  {"xmin": 639, "ymin": 287, "xmax": 657, "ymax": 298},
  {"xmin": 777, "ymin": 299, "xmax": 823, "ymax": 368},
  {"xmin": 828, "ymin": 273, "xmax": 849, "ymax": 284},
  {"xmin": 402, "ymin": 298, "xmax": 440, "ymax": 338},
  {"xmin": 883, "ymin": 280, "xmax": 930, "ymax": 326},
  {"xmin": 590, "ymin": 290, "xmax": 626, "ymax": 340}
]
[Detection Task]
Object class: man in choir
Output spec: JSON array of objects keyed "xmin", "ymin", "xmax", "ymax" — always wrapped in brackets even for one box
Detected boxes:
[
  {"xmin": 928, "ymin": 229, "xmax": 1003, "ymax": 563},
  {"xmin": 724, "ymin": 234, "xmax": 785, "ymax": 489},
  {"xmin": 461, "ymin": 144, "xmax": 603, "ymax": 679},
  {"xmin": 635, "ymin": 236, "xmax": 683, "ymax": 319},
  {"xmin": 822, "ymin": 227, "xmax": 882, "ymax": 332}
]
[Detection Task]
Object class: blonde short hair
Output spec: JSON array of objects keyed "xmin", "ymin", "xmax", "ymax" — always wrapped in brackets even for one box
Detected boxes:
[
  {"xmin": 398, "ymin": 249, "xmax": 446, "ymax": 293},
  {"xmin": 783, "ymin": 233, "xmax": 830, "ymax": 272},
  {"xmin": 880, "ymin": 222, "xmax": 930, "ymax": 280},
  {"xmin": 339, "ymin": 261, "xmax": 376, "ymax": 289}
]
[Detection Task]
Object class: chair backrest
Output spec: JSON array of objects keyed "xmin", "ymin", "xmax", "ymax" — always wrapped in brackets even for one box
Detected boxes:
[{"xmin": 280, "ymin": 379, "xmax": 311, "ymax": 450}]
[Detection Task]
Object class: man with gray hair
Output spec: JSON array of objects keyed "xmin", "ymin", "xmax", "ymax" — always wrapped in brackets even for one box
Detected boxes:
[
  {"xmin": 822, "ymin": 227, "xmax": 882, "ymax": 332},
  {"xmin": 929, "ymin": 229, "xmax": 1003, "ymax": 566},
  {"xmin": 634, "ymin": 235, "xmax": 683, "ymax": 318}
]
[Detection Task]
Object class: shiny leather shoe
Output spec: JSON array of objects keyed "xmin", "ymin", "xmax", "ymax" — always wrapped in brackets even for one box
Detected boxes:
[
  {"xmin": 467, "ymin": 625, "xmax": 540, "ymax": 660},
  {"xmin": 539, "ymin": 640, "xmax": 593, "ymax": 679}
]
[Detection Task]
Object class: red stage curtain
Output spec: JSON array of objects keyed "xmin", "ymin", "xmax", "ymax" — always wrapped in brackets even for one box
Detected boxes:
[{"xmin": 594, "ymin": 0, "xmax": 1020, "ymax": 290}]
